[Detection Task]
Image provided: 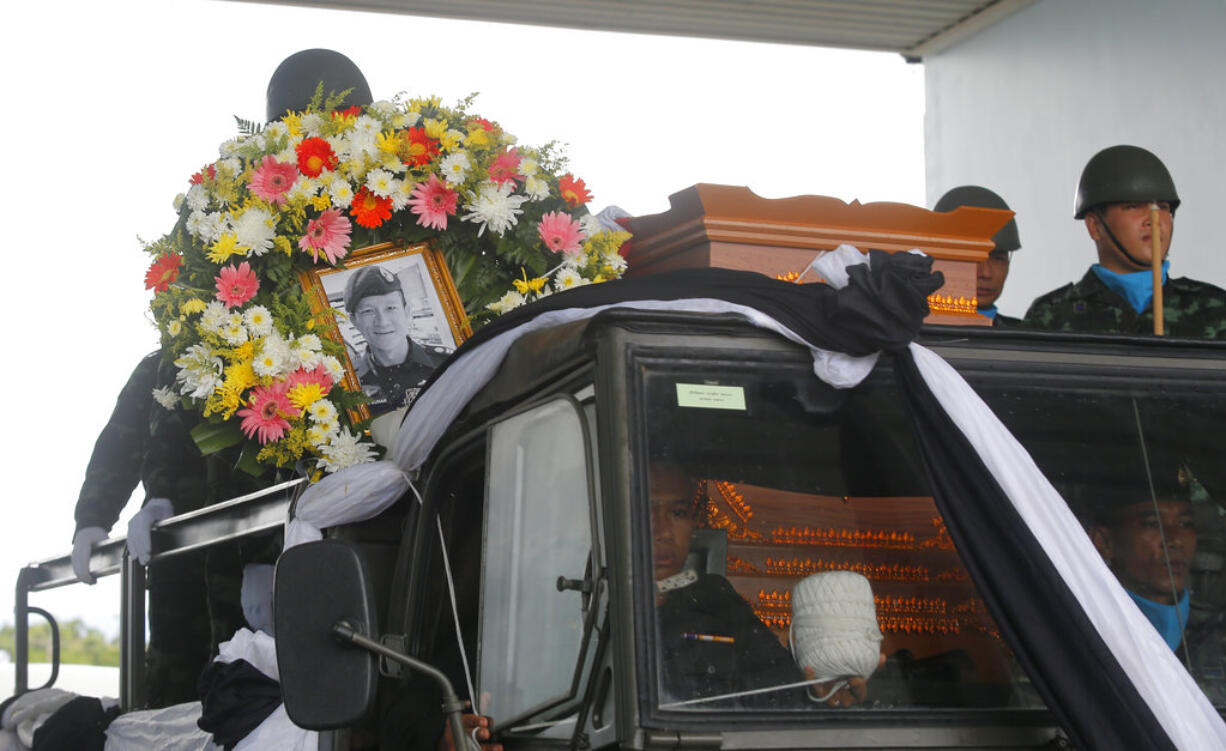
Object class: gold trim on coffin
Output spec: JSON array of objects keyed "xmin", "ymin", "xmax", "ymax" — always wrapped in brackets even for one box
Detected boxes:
[{"xmin": 926, "ymin": 293, "xmax": 979, "ymax": 315}]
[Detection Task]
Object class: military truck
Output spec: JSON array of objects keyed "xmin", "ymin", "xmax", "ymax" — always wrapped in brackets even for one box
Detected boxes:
[{"xmin": 269, "ymin": 282, "xmax": 1226, "ymax": 750}]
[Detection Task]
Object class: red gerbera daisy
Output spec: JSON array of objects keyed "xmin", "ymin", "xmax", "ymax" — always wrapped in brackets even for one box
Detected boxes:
[
  {"xmin": 332, "ymin": 105, "xmax": 363, "ymax": 120},
  {"xmin": 350, "ymin": 186, "xmax": 394, "ymax": 228},
  {"xmin": 295, "ymin": 137, "xmax": 338, "ymax": 177},
  {"xmin": 189, "ymin": 164, "xmax": 216, "ymax": 185},
  {"xmin": 144, "ymin": 252, "xmax": 183, "ymax": 293},
  {"xmin": 558, "ymin": 174, "xmax": 593, "ymax": 208},
  {"xmin": 488, "ymin": 148, "xmax": 523, "ymax": 186},
  {"xmin": 402, "ymin": 127, "xmax": 441, "ymax": 167}
]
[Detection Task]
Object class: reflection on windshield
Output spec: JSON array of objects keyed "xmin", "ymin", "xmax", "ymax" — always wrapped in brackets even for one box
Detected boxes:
[{"xmin": 641, "ymin": 365, "xmax": 1043, "ymax": 713}]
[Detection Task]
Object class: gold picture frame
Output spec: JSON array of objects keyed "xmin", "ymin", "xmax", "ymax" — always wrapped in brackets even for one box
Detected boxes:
[{"xmin": 300, "ymin": 241, "xmax": 471, "ymax": 423}]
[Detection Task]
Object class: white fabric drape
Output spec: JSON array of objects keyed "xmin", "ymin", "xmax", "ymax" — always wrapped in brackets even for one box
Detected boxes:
[{"xmin": 908, "ymin": 343, "xmax": 1226, "ymax": 750}]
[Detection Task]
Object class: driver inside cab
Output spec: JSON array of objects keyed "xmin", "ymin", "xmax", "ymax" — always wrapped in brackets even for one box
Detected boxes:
[{"xmin": 650, "ymin": 462, "xmax": 876, "ymax": 708}]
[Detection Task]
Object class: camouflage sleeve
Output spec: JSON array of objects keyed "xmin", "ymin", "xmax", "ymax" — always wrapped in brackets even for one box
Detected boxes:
[{"xmin": 142, "ymin": 360, "xmax": 210, "ymax": 514}]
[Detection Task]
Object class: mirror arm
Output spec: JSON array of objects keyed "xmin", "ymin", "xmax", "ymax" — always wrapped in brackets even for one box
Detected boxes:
[{"xmin": 332, "ymin": 620, "xmax": 468, "ymax": 748}]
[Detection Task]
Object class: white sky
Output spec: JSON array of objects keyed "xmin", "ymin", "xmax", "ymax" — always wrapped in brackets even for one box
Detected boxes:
[{"xmin": 0, "ymin": 0, "xmax": 923, "ymax": 651}]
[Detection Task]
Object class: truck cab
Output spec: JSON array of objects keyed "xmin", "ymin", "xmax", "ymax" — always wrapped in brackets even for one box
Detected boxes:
[{"xmin": 277, "ymin": 307, "xmax": 1226, "ymax": 749}]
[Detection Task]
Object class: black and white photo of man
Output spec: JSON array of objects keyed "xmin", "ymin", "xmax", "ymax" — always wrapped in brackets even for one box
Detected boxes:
[{"xmin": 341, "ymin": 263, "xmax": 450, "ymax": 414}]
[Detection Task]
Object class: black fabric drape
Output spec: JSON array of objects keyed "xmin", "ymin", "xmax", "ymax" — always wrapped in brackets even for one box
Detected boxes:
[
  {"xmin": 197, "ymin": 658, "xmax": 283, "ymax": 749},
  {"xmin": 30, "ymin": 697, "xmax": 119, "ymax": 751},
  {"xmin": 425, "ymin": 254, "xmax": 942, "ymax": 391},
  {"xmin": 891, "ymin": 348, "xmax": 1174, "ymax": 751}
]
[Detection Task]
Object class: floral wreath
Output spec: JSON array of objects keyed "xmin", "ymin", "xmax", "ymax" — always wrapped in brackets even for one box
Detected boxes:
[{"xmin": 145, "ymin": 90, "xmax": 630, "ymax": 479}]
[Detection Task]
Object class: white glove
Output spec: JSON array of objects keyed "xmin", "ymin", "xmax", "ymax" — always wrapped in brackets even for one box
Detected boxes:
[
  {"xmin": 126, "ymin": 498, "xmax": 174, "ymax": 565},
  {"xmin": 71, "ymin": 527, "xmax": 109, "ymax": 584}
]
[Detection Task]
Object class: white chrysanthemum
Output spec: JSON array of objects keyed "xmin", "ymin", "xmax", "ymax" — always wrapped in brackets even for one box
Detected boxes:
[
  {"xmin": 253, "ymin": 333, "xmax": 291, "ymax": 378},
  {"xmin": 275, "ymin": 146, "xmax": 297, "ymax": 165},
  {"xmin": 487, "ymin": 290, "xmax": 526, "ymax": 314},
  {"xmin": 370, "ymin": 100, "xmax": 397, "ymax": 118},
  {"xmin": 329, "ymin": 178, "xmax": 355, "ymax": 209},
  {"xmin": 439, "ymin": 152, "xmax": 470, "ymax": 186},
  {"xmin": 221, "ymin": 314, "xmax": 249, "ymax": 346},
  {"xmin": 305, "ymin": 423, "xmax": 338, "ymax": 447},
  {"xmin": 523, "ymin": 175, "xmax": 550, "ymax": 201},
  {"xmin": 462, "ymin": 181, "xmax": 528, "ymax": 237},
  {"xmin": 174, "ymin": 344, "xmax": 223, "ymax": 399},
  {"xmin": 186, "ymin": 211, "xmax": 225, "ymax": 244},
  {"xmin": 353, "ymin": 115, "xmax": 380, "ymax": 135},
  {"xmin": 320, "ymin": 429, "xmax": 378, "ymax": 473},
  {"xmin": 579, "ymin": 214, "xmax": 605, "ymax": 238},
  {"xmin": 243, "ymin": 305, "xmax": 274, "ymax": 337},
  {"xmin": 308, "ymin": 398, "xmax": 338, "ymax": 424},
  {"xmin": 366, "ymin": 169, "xmax": 398, "ymax": 198},
  {"xmin": 233, "ymin": 207, "xmax": 276, "ymax": 256},
  {"xmin": 185, "ymin": 184, "xmax": 209, "ymax": 212},
  {"xmin": 166, "ymin": 320, "xmax": 182, "ymax": 337},
  {"xmin": 392, "ymin": 178, "xmax": 415, "ymax": 211},
  {"xmin": 392, "ymin": 111, "xmax": 421, "ymax": 129},
  {"xmin": 321, "ymin": 355, "xmax": 345, "ymax": 382},
  {"xmin": 300, "ymin": 113, "xmax": 326, "ymax": 137},
  {"xmin": 264, "ymin": 121, "xmax": 289, "ymax": 141},
  {"xmin": 215, "ymin": 158, "xmax": 242, "ymax": 178},
  {"xmin": 173, "ymin": 193, "xmax": 185, "ymax": 211},
  {"xmin": 349, "ymin": 131, "xmax": 379, "ymax": 159},
  {"xmin": 519, "ymin": 157, "xmax": 539, "ymax": 176},
  {"xmin": 297, "ymin": 333, "xmax": 322, "ymax": 352},
  {"xmin": 288, "ymin": 175, "xmax": 320, "ymax": 203},
  {"xmin": 603, "ymin": 249, "xmax": 628, "ymax": 274},
  {"xmin": 554, "ymin": 267, "xmax": 589, "ymax": 292},
  {"xmin": 291, "ymin": 345, "xmax": 323, "ymax": 370},
  {"xmin": 200, "ymin": 301, "xmax": 229, "ymax": 334},
  {"xmin": 152, "ymin": 386, "xmax": 180, "ymax": 410},
  {"xmin": 218, "ymin": 138, "xmax": 242, "ymax": 158}
]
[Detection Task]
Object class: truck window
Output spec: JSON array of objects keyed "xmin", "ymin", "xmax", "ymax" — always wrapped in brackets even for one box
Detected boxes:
[
  {"xmin": 635, "ymin": 357, "xmax": 1043, "ymax": 715},
  {"xmin": 970, "ymin": 375, "xmax": 1226, "ymax": 707},
  {"xmin": 478, "ymin": 396, "xmax": 595, "ymax": 723}
]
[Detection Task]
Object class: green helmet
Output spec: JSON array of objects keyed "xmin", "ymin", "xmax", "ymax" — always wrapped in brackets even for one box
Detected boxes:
[
  {"xmin": 933, "ymin": 185, "xmax": 1020, "ymax": 252},
  {"xmin": 1074, "ymin": 145, "xmax": 1180, "ymax": 219}
]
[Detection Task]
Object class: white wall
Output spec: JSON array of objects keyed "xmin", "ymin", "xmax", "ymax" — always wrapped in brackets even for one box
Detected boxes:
[{"xmin": 924, "ymin": 0, "xmax": 1226, "ymax": 318}]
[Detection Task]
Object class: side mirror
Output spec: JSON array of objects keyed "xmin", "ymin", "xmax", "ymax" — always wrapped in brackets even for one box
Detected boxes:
[{"xmin": 274, "ymin": 540, "xmax": 378, "ymax": 729}]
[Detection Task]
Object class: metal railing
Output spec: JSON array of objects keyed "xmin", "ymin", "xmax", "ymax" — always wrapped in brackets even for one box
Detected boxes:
[{"xmin": 11, "ymin": 478, "xmax": 305, "ymax": 710}]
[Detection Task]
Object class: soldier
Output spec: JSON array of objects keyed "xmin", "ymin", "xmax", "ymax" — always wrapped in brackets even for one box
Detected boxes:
[
  {"xmin": 344, "ymin": 264, "xmax": 450, "ymax": 415},
  {"xmin": 1023, "ymin": 145, "xmax": 1226, "ymax": 338},
  {"xmin": 933, "ymin": 186, "xmax": 1022, "ymax": 326}
]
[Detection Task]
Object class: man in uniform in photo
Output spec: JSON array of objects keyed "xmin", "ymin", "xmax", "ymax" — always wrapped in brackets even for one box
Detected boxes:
[{"xmin": 344, "ymin": 264, "xmax": 450, "ymax": 415}]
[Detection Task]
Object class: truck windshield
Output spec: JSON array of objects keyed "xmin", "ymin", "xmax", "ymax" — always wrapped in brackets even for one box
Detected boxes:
[{"xmin": 637, "ymin": 349, "xmax": 1226, "ymax": 716}]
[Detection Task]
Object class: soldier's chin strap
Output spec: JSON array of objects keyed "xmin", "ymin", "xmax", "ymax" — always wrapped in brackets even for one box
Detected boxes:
[{"xmin": 1095, "ymin": 207, "xmax": 1155, "ymax": 271}]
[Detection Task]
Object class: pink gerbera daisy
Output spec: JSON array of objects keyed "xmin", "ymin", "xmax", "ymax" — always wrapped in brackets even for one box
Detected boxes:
[
  {"xmin": 537, "ymin": 211, "xmax": 586, "ymax": 255},
  {"xmin": 407, "ymin": 174, "xmax": 459, "ymax": 231},
  {"xmin": 248, "ymin": 155, "xmax": 299, "ymax": 205},
  {"xmin": 215, "ymin": 261, "xmax": 260, "ymax": 308},
  {"xmin": 298, "ymin": 208, "xmax": 353, "ymax": 264},
  {"xmin": 237, "ymin": 381, "xmax": 299, "ymax": 444},
  {"xmin": 286, "ymin": 364, "xmax": 334, "ymax": 393},
  {"xmin": 487, "ymin": 148, "xmax": 522, "ymax": 186}
]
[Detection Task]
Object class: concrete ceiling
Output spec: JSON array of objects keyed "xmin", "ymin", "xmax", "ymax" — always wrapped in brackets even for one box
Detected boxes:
[{"xmin": 222, "ymin": 0, "xmax": 1033, "ymax": 60}]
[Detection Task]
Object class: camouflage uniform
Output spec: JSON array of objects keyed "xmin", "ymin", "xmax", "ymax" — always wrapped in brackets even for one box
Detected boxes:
[
  {"xmin": 1023, "ymin": 269, "xmax": 1226, "ymax": 339},
  {"xmin": 354, "ymin": 337, "xmax": 449, "ymax": 415},
  {"xmin": 140, "ymin": 360, "xmax": 284, "ymax": 707},
  {"xmin": 992, "ymin": 313, "xmax": 1023, "ymax": 329}
]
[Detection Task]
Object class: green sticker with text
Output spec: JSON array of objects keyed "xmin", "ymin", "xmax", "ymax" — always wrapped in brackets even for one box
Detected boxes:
[{"xmin": 676, "ymin": 383, "xmax": 746, "ymax": 411}]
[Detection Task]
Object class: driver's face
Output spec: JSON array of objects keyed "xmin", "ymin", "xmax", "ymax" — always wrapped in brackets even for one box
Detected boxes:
[
  {"xmin": 1094, "ymin": 500, "xmax": 1197, "ymax": 604},
  {"xmin": 650, "ymin": 466, "xmax": 695, "ymax": 581}
]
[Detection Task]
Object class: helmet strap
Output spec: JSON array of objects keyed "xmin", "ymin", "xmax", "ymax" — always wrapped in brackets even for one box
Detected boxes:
[{"xmin": 1094, "ymin": 207, "xmax": 1154, "ymax": 270}]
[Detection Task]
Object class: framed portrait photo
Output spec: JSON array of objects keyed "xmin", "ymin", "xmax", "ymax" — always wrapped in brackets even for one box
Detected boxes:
[{"xmin": 300, "ymin": 242, "xmax": 471, "ymax": 421}]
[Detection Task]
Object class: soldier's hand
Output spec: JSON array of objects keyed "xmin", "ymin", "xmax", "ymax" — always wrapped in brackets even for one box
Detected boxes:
[
  {"xmin": 71, "ymin": 527, "xmax": 109, "ymax": 584},
  {"xmin": 127, "ymin": 498, "xmax": 174, "ymax": 565},
  {"xmin": 438, "ymin": 713, "xmax": 500, "ymax": 751}
]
